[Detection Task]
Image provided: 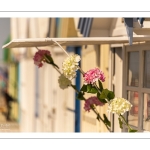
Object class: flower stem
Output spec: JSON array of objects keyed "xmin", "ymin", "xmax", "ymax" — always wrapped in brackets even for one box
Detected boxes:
[
  {"xmin": 52, "ymin": 40, "xmax": 69, "ymax": 57},
  {"xmin": 70, "ymin": 84, "xmax": 111, "ymax": 132},
  {"xmin": 92, "ymin": 106, "xmax": 111, "ymax": 132},
  {"xmin": 70, "ymin": 84, "xmax": 80, "ymax": 94},
  {"xmin": 78, "ymin": 67, "xmax": 85, "ymax": 74},
  {"xmin": 119, "ymin": 114, "xmax": 132, "ymax": 130},
  {"xmin": 36, "ymin": 47, "xmax": 40, "ymax": 51},
  {"xmin": 43, "ymin": 55, "xmax": 51, "ymax": 63},
  {"xmin": 53, "ymin": 66, "xmax": 62, "ymax": 74},
  {"xmin": 93, "ymin": 83, "xmax": 110, "ymax": 104}
]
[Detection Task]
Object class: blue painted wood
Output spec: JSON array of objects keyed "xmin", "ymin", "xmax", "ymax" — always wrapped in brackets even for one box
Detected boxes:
[
  {"xmin": 66, "ymin": 46, "xmax": 81, "ymax": 132},
  {"xmin": 124, "ymin": 18, "xmax": 133, "ymax": 45},
  {"xmin": 78, "ymin": 18, "xmax": 93, "ymax": 37},
  {"xmin": 75, "ymin": 46, "xmax": 81, "ymax": 132}
]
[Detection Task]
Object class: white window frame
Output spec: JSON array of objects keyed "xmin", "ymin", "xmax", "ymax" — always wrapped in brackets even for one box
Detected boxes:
[
  {"xmin": 123, "ymin": 43, "xmax": 150, "ymax": 132},
  {"xmin": 110, "ymin": 44, "xmax": 124, "ymax": 132}
]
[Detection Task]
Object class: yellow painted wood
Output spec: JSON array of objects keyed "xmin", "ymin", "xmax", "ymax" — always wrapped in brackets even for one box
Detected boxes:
[
  {"xmin": 67, "ymin": 18, "xmax": 78, "ymax": 37},
  {"xmin": 8, "ymin": 63, "xmax": 18, "ymax": 121},
  {"xmin": 61, "ymin": 18, "xmax": 68, "ymax": 37},
  {"xmin": 50, "ymin": 18, "xmax": 56, "ymax": 38},
  {"xmin": 99, "ymin": 44, "xmax": 110, "ymax": 132}
]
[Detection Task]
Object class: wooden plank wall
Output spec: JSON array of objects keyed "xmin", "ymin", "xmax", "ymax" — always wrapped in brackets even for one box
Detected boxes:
[
  {"xmin": 11, "ymin": 17, "xmax": 112, "ymax": 132},
  {"xmin": 11, "ymin": 18, "xmax": 75, "ymax": 132}
]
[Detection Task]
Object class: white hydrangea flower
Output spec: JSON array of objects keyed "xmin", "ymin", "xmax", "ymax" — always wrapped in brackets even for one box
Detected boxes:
[
  {"xmin": 107, "ymin": 97, "xmax": 132, "ymax": 115},
  {"xmin": 58, "ymin": 74, "xmax": 72, "ymax": 89},
  {"xmin": 62, "ymin": 54, "xmax": 81, "ymax": 79}
]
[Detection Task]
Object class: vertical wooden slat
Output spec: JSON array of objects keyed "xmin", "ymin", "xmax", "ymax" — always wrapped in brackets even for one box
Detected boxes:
[
  {"xmin": 81, "ymin": 45, "xmax": 100, "ymax": 132},
  {"xmin": 16, "ymin": 18, "xmax": 36, "ymax": 132},
  {"xmin": 50, "ymin": 18, "xmax": 56, "ymax": 38},
  {"xmin": 99, "ymin": 44, "xmax": 110, "ymax": 132},
  {"xmin": 11, "ymin": 18, "xmax": 19, "ymax": 56}
]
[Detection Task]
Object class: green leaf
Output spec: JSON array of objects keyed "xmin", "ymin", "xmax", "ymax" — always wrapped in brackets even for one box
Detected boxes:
[
  {"xmin": 44, "ymin": 54, "xmax": 59, "ymax": 69},
  {"xmin": 100, "ymin": 89, "xmax": 115, "ymax": 101},
  {"xmin": 80, "ymin": 84, "xmax": 87, "ymax": 92},
  {"xmin": 98, "ymin": 80, "xmax": 103, "ymax": 92},
  {"xmin": 52, "ymin": 63, "xmax": 59, "ymax": 69},
  {"xmin": 89, "ymin": 87, "xmax": 98, "ymax": 93},
  {"xmin": 97, "ymin": 93, "xmax": 107, "ymax": 103},
  {"xmin": 128, "ymin": 129, "xmax": 138, "ymax": 132},
  {"xmin": 118, "ymin": 117, "xmax": 123, "ymax": 129},
  {"xmin": 100, "ymin": 89, "xmax": 109, "ymax": 99},
  {"xmin": 80, "ymin": 84, "xmax": 98, "ymax": 94},
  {"xmin": 103, "ymin": 114, "xmax": 111, "ymax": 127},
  {"xmin": 77, "ymin": 92, "xmax": 85, "ymax": 100},
  {"xmin": 96, "ymin": 115, "xmax": 100, "ymax": 121},
  {"xmin": 87, "ymin": 84, "xmax": 92, "ymax": 92},
  {"xmin": 45, "ymin": 54, "xmax": 54, "ymax": 63},
  {"xmin": 107, "ymin": 91, "xmax": 115, "ymax": 101},
  {"xmin": 85, "ymin": 84, "xmax": 98, "ymax": 94}
]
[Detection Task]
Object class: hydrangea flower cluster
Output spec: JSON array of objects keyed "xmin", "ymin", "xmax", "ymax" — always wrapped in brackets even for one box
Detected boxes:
[
  {"xmin": 62, "ymin": 54, "xmax": 81, "ymax": 79},
  {"xmin": 58, "ymin": 74, "xmax": 72, "ymax": 89},
  {"xmin": 84, "ymin": 96, "xmax": 105, "ymax": 112},
  {"xmin": 33, "ymin": 50, "xmax": 51, "ymax": 68},
  {"xmin": 83, "ymin": 68, "xmax": 105, "ymax": 84},
  {"xmin": 107, "ymin": 97, "xmax": 132, "ymax": 115}
]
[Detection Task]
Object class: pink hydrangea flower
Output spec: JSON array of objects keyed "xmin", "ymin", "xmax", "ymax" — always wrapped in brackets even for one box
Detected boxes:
[
  {"xmin": 83, "ymin": 68, "xmax": 105, "ymax": 84},
  {"xmin": 84, "ymin": 96, "xmax": 105, "ymax": 112},
  {"xmin": 33, "ymin": 50, "xmax": 51, "ymax": 68}
]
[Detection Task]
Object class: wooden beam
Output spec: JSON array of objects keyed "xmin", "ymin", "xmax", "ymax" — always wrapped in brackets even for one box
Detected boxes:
[{"xmin": 2, "ymin": 37, "xmax": 150, "ymax": 49}]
